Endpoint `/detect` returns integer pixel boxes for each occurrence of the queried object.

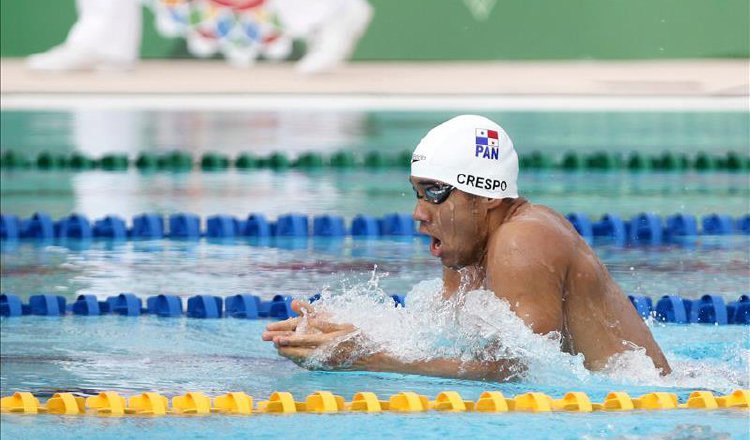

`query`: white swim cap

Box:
[411,115,519,199]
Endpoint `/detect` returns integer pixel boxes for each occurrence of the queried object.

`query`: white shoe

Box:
[262,35,293,61]
[296,0,373,74]
[26,44,134,72]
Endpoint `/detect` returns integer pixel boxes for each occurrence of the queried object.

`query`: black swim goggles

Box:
[411,180,456,204]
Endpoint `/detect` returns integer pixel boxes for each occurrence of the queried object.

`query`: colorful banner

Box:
[147,0,290,66]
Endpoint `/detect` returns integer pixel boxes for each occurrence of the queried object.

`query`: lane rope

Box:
[2,211,748,243]
[1,150,748,173]
[1,293,748,324]
[2,389,747,415]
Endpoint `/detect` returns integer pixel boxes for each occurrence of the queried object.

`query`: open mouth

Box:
[429,236,443,257]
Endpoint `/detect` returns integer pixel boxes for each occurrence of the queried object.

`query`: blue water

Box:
[1,315,748,439]
[2,109,750,439]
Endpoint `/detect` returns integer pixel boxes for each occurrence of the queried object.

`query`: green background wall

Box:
[2,0,748,60]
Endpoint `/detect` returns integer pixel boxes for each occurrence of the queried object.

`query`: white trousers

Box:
[271,0,350,37]
[62,0,351,61]
[65,0,142,62]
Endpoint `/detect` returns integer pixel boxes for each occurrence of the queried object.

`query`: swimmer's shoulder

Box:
[499,203,578,242]
[490,203,576,261]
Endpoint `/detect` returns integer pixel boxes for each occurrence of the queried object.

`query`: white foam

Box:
[306,270,748,392]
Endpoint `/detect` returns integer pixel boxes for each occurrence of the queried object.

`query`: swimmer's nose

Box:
[412,199,431,223]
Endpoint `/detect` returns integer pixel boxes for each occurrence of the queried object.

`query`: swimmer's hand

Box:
[261,300,360,369]
[261,301,521,380]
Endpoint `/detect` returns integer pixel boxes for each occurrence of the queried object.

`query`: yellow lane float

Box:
[2,389,747,417]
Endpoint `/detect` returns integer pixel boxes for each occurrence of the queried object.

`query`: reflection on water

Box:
[2,109,748,219]
[1,237,748,302]
[1,170,748,220]
[1,110,749,439]
[2,110,748,156]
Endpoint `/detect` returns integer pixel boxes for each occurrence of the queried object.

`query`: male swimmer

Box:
[262,115,671,379]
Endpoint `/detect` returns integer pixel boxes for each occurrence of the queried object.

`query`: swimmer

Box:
[262,114,672,379]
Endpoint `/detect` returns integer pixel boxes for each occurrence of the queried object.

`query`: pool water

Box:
[0,315,748,439]
[1,109,749,439]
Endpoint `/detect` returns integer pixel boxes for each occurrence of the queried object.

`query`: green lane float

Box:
[36,152,68,169]
[100,154,129,171]
[263,152,291,169]
[1,151,32,169]
[69,152,97,170]
[329,151,358,168]
[159,151,193,171]
[1,150,748,173]
[293,152,324,168]
[200,152,230,171]
[234,152,260,169]
[2,389,747,416]
[135,153,160,170]
[364,151,388,168]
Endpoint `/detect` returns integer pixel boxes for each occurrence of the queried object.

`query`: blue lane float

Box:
[629,213,663,245]
[592,214,627,245]
[169,213,201,240]
[728,295,750,325]
[106,293,143,316]
[689,295,728,325]
[56,214,93,240]
[628,295,653,319]
[258,295,296,320]
[71,294,101,316]
[665,214,698,238]
[1,212,748,245]
[1,292,748,324]
[28,294,66,316]
[391,295,406,308]
[351,215,379,237]
[147,294,183,317]
[206,215,239,238]
[131,214,164,239]
[566,213,594,243]
[655,295,689,324]
[702,214,735,235]
[313,215,346,237]
[276,214,308,237]
[93,216,128,240]
[0,294,22,317]
[20,213,55,240]
[243,214,273,237]
[0,214,21,240]
[187,295,223,319]
[380,213,415,236]
[737,215,750,233]
[225,294,261,319]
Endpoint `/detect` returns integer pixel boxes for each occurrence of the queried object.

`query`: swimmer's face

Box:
[410,177,491,269]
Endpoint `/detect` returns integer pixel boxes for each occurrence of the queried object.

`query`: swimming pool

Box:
[1,109,749,439]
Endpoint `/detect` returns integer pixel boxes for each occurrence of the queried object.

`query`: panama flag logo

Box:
[475,128,500,160]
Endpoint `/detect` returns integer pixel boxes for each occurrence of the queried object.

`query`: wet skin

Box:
[262,178,672,380]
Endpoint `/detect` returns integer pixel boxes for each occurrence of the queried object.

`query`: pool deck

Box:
[1,58,748,110]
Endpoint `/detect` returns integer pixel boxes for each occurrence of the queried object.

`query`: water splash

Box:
[305,270,749,392]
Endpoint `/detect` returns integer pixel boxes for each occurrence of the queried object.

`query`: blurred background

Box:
[2,0,749,61]
[0,0,748,298]
[1,6,749,440]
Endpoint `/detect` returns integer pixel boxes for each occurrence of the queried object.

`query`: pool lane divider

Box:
[1,293,748,325]
[1,212,749,244]
[2,389,748,416]
[0,293,298,320]
[1,150,748,172]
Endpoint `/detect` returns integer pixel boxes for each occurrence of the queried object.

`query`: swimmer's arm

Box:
[485,226,566,335]
[353,352,522,382]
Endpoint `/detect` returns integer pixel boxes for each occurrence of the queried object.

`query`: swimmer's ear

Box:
[485,198,504,209]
